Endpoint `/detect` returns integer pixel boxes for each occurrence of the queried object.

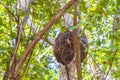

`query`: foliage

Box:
[0,0,120,80]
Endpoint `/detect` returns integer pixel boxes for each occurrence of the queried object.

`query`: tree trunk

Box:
[59,60,76,80]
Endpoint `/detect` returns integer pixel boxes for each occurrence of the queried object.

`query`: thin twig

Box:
[22,47,34,77]
[89,54,103,73]
[9,7,30,73]
[9,0,34,78]
[104,48,118,80]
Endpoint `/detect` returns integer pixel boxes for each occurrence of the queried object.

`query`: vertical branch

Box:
[73,0,82,80]
[73,0,77,26]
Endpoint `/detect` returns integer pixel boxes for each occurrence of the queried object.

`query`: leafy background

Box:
[0,0,120,80]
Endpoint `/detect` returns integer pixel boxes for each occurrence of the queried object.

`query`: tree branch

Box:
[104,49,117,80]
[14,0,77,77]
[8,0,34,78]
[73,0,82,80]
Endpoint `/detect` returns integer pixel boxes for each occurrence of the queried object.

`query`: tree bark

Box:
[73,0,82,80]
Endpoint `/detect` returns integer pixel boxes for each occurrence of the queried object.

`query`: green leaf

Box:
[96,39,101,46]
[69,26,78,31]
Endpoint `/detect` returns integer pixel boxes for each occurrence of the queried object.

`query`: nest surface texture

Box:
[54,31,88,65]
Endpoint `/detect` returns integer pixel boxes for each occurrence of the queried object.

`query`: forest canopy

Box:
[0,0,120,80]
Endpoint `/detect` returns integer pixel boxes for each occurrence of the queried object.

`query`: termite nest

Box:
[53,30,88,65]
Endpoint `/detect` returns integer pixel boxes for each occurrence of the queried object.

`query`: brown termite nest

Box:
[53,30,88,65]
